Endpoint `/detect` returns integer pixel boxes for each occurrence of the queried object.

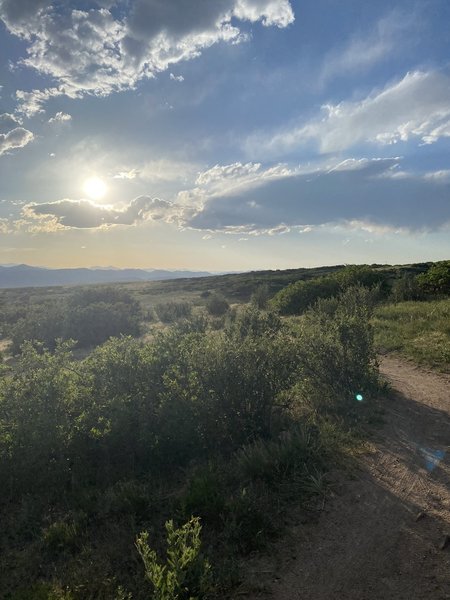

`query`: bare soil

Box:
[243,356,450,600]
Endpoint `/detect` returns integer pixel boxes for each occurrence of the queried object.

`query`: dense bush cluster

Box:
[269,265,385,315]
[0,290,378,598]
[7,287,142,352]
[154,300,192,323]
[389,261,450,303]
[416,260,450,295]
[205,293,230,316]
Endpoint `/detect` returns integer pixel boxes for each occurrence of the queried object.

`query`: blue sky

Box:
[0,0,449,270]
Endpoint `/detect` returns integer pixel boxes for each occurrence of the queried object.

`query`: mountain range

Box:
[0,264,214,288]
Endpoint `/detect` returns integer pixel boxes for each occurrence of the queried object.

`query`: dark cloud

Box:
[126,0,232,41]
[25,196,173,228]
[0,0,50,30]
[186,159,450,233]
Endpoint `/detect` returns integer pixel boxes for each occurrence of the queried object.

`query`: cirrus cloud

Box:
[247,70,450,156]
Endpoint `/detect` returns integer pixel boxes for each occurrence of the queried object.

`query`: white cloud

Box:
[0,217,12,233]
[113,169,140,180]
[169,73,184,82]
[0,126,34,155]
[1,1,294,108]
[48,111,72,123]
[249,70,450,156]
[16,87,64,117]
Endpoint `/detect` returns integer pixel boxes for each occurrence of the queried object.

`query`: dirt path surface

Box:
[246,356,450,600]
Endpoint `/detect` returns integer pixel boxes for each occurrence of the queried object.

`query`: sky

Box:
[0,0,449,271]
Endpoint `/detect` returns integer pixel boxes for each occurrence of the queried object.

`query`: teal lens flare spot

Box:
[356,394,364,402]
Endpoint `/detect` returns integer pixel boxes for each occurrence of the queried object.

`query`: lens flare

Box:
[355,393,364,402]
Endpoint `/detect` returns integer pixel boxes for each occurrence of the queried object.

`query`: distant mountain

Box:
[0,264,214,288]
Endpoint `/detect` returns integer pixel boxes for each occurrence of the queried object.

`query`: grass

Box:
[373,298,450,371]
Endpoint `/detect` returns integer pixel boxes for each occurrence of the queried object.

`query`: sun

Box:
[83,176,107,201]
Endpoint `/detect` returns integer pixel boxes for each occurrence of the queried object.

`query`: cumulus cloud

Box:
[179,158,450,234]
[23,156,449,236]
[1,0,294,106]
[48,111,72,123]
[0,126,34,155]
[249,70,450,156]
[23,195,177,229]
[16,87,64,117]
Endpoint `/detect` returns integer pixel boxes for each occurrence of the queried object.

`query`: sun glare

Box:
[83,176,107,201]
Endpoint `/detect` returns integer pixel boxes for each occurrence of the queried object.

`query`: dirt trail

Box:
[245,356,450,600]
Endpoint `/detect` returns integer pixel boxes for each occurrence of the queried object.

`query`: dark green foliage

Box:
[251,283,271,309]
[8,302,67,352]
[390,275,425,302]
[8,288,142,353]
[333,264,385,289]
[292,286,379,415]
[0,292,378,598]
[154,301,192,323]
[270,264,388,316]
[270,276,340,315]
[205,293,229,316]
[416,260,450,295]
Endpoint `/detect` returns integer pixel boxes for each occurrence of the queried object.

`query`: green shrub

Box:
[251,283,271,309]
[270,276,340,315]
[291,286,379,415]
[390,275,425,302]
[416,260,450,295]
[270,265,387,316]
[205,293,229,317]
[9,288,143,352]
[136,517,212,600]
[155,301,192,323]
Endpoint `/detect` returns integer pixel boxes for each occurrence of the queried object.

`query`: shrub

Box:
[333,264,384,290]
[270,276,340,315]
[8,288,143,352]
[390,275,424,302]
[416,260,450,295]
[251,283,271,309]
[291,286,379,415]
[270,265,388,316]
[136,517,212,600]
[155,301,192,323]
[205,293,229,317]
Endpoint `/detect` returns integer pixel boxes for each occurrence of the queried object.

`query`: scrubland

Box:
[0,261,448,599]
